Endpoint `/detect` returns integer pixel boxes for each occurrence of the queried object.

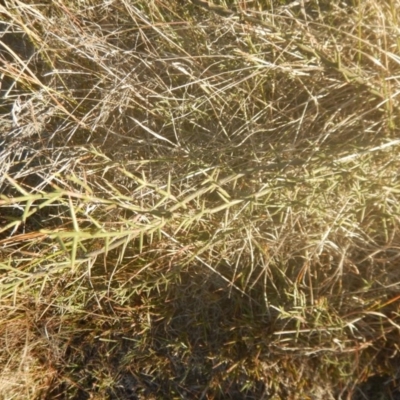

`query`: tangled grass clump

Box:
[1,0,400,398]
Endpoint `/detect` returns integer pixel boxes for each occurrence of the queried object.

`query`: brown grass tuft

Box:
[1,0,400,398]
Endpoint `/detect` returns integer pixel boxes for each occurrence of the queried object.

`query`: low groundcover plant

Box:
[0,0,399,399]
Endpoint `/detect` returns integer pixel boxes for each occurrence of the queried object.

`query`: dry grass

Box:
[1,0,400,399]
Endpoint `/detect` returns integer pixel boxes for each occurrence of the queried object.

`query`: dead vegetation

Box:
[1,0,400,399]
